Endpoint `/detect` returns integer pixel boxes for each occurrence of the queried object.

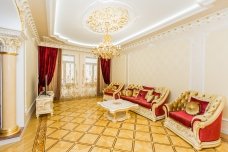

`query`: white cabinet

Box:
[36,91,54,118]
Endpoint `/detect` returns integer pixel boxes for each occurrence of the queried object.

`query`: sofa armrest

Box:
[102,88,108,94]
[151,88,169,117]
[113,84,124,96]
[152,88,169,107]
[112,84,124,100]
[163,104,172,117]
[192,98,225,142]
[193,98,225,129]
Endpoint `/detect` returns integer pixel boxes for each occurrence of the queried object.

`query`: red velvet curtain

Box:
[100,58,111,84]
[38,46,58,93]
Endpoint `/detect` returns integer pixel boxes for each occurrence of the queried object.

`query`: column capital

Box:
[0,28,24,54]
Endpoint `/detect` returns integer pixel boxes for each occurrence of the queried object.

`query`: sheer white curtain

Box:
[61,50,97,99]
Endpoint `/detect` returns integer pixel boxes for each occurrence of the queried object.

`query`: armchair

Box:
[163,91,225,150]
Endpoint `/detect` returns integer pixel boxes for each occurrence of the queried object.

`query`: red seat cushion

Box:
[120,96,151,109]
[134,99,151,109]
[120,96,136,102]
[169,111,194,128]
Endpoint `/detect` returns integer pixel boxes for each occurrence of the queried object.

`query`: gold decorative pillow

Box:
[121,90,126,96]
[112,86,118,90]
[132,89,139,97]
[145,90,154,100]
[126,90,133,97]
[185,102,200,115]
[146,95,155,103]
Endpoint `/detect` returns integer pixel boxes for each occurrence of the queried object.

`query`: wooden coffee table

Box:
[97,99,138,122]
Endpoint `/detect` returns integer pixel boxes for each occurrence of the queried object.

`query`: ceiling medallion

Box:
[87,7,129,33]
[88,7,128,59]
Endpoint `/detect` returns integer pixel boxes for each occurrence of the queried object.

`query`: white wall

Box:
[111,54,127,84]
[24,26,38,123]
[16,41,25,127]
[16,25,38,127]
[112,11,228,134]
[204,26,228,134]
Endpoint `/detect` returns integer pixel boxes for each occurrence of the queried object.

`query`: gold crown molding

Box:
[123,8,228,50]
[39,37,90,53]
[42,36,65,45]
[0,52,18,56]
[15,0,40,43]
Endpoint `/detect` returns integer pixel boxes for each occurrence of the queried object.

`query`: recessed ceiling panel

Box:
[48,0,213,47]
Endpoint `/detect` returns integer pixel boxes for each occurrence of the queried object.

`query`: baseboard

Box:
[0,136,21,146]
[22,100,36,136]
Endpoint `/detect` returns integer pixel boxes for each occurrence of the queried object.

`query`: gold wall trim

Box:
[0,52,18,56]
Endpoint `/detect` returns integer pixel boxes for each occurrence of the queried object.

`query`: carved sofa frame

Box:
[163,91,225,150]
[118,84,169,121]
[103,82,124,101]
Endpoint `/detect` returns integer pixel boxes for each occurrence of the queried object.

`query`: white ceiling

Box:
[0,0,21,31]
[45,0,215,48]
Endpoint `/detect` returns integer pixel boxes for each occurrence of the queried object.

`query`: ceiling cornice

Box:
[123,8,228,50]
[15,0,91,52]
[39,37,91,52]
[49,0,217,48]
[15,0,40,43]
[15,0,222,52]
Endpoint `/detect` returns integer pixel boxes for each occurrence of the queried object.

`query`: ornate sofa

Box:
[163,91,225,150]
[117,84,169,121]
[103,82,124,100]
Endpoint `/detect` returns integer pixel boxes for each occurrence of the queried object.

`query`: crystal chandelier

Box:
[92,30,121,60]
[87,7,129,60]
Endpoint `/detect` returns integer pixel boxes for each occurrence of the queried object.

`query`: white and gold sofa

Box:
[118,84,169,121]
[163,91,225,150]
[103,82,124,100]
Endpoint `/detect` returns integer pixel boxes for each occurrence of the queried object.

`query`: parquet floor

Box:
[39,97,228,152]
[0,97,228,152]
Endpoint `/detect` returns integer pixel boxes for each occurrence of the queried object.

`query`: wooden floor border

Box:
[32,115,47,152]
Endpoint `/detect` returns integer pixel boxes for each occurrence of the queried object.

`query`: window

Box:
[62,55,75,84]
[84,57,97,84]
[61,53,98,99]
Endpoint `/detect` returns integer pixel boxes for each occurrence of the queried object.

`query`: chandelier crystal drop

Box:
[92,32,121,60]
